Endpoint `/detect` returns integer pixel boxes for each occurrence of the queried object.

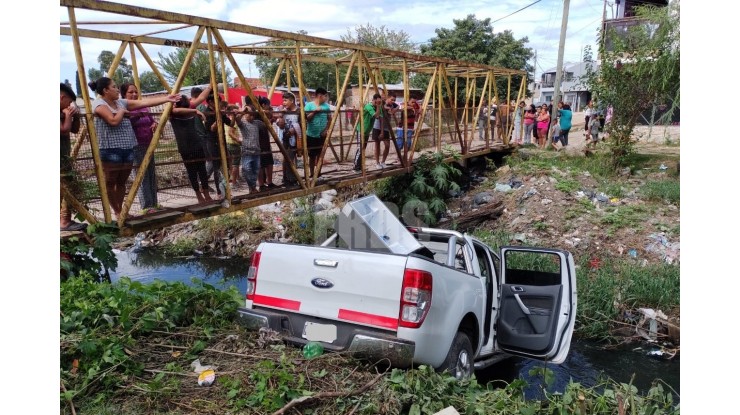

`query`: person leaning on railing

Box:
[88,77,180,220]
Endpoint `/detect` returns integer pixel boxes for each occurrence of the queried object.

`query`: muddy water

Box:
[110,249,679,402]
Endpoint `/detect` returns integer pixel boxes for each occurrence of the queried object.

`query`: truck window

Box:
[473,243,492,279]
[454,242,468,273]
[504,250,561,286]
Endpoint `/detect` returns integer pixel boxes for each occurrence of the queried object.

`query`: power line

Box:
[491,0,544,24]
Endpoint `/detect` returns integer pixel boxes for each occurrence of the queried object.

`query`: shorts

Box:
[395,128,413,149]
[372,128,390,142]
[552,135,561,143]
[228,143,241,167]
[306,135,325,158]
[100,147,134,164]
[260,151,274,166]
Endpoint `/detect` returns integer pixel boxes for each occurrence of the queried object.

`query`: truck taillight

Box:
[399,268,433,328]
[246,251,261,301]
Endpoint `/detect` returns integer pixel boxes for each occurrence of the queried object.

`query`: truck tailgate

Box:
[250,243,409,331]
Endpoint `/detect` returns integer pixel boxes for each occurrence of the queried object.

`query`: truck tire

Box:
[437,331,474,380]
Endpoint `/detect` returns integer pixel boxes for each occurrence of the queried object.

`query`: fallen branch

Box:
[272,372,385,415]
[145,342,264,359]
[453,200,504,232]
[60,381,77,415]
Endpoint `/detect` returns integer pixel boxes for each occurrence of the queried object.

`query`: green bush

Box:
[60,276,240,404]
[375,150,462,226]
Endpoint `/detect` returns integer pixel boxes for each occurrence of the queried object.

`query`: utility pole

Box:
[548,0,570,147]
[533,50,537,101]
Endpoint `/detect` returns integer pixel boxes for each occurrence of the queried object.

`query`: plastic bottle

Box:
[302,342,324,359]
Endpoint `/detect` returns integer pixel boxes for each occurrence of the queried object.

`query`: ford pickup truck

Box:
[237,195,577,379]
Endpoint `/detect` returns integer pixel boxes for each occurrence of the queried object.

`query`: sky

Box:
[59,0,613,86]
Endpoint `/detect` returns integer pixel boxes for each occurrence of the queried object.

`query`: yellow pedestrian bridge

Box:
[60,0,526,236]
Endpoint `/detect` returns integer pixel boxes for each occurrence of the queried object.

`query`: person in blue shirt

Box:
[557,101,573,148]
[304,87,332,178]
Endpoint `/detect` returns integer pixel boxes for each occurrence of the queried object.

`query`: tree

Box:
[139,71,166,93]
[254,31,337,95]
[583,2,680,167]
[419,15,534,104]
[583,44,594,63]
[157,48,232,87]
[254,25,414,104]
[340,24,416,86]
[87,50,133,87]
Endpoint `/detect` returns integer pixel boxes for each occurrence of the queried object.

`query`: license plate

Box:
[302,322,337,343]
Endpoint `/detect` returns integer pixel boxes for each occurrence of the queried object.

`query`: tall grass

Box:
[576,258,680,340]
[641,179,680,205]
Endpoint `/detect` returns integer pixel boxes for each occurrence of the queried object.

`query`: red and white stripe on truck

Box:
[246,250,433,330]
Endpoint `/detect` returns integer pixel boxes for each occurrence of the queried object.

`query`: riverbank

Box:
[61,276,679,415]
[122,141,680,344]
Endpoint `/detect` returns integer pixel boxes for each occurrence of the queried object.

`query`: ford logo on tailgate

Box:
[311,278,334,289]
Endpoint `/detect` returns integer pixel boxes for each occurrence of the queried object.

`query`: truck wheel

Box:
[437,332,474,380]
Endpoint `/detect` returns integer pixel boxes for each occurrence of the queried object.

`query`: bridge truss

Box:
[60,0,527,235]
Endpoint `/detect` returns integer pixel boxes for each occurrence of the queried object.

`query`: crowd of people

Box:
[352,93,420,171]
[60,76,613,230]
[477,98,611,152]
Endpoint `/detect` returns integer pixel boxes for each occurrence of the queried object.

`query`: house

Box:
[535,61,599,112]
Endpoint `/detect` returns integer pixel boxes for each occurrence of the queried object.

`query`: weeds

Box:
[195,210,264,235]
[555,177,580,194]
[641,179,680,205]
[60,222,119,282]
[284,197,337,244]
[600,205,649,233]
[60,276,240,406]
[162,237,199,256]
[576,258,680,340]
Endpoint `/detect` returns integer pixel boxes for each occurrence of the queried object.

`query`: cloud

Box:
[60,0,605,82]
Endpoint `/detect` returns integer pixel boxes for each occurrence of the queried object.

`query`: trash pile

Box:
[645,232,680,264]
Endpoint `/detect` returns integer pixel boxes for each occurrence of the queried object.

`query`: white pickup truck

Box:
[237,195,577,379]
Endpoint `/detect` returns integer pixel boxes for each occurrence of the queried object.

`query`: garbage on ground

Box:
[256,327,283,348]
[303,341,324,359]
[595,193,609,203]
[508,178,523,189]
[636,308,669,342]
[588,257,601,270]
[433,407,461,415]
[645,233,680,264]
[494,183,512,193]
[628,249,638,258]
[522,188,538,200]
[659,163,668,171]
[473,192,495,206]
[197,369,216,386]
[190,358,216,373]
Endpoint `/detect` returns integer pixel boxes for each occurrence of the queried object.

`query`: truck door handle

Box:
[514,294,531,315]
[512,286,525,292]
[314,259,338,268]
